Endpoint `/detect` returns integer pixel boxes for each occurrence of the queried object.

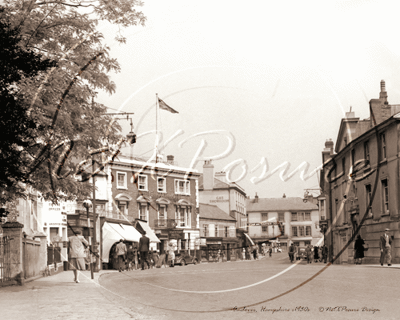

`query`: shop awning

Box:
[244,233,255,246]
[136,221,160,243]
[102,222,142,263]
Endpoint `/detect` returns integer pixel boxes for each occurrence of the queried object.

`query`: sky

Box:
[96,0,400,199]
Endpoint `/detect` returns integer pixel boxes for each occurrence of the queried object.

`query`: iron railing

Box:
[0,236,11,283]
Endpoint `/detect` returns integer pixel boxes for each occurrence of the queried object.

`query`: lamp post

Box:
[82,199,94,279]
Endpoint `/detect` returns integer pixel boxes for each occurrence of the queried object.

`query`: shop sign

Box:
[200,238,207,246]
[207,240,221,245]
[169,230,184,239]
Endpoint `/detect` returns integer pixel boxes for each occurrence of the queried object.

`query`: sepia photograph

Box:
[0,0,399,319]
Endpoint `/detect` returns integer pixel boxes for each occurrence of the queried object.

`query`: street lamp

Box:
[82,199,94,279]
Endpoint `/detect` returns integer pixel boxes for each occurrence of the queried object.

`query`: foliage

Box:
[0,8,55,204]
[0,1,146,204]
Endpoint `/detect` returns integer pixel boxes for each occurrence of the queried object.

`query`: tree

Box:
[0,1,146,203]
[0,8,56,205]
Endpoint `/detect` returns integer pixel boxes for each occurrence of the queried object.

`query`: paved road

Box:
[99,254,400,320]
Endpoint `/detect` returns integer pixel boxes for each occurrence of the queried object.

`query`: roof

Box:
[246,197,318,212]
[198,174,230,189]
[198,174,246,194]
[199,203,236,221]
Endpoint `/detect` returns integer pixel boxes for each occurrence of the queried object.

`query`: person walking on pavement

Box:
[288,243,295,263]
[313,245,319,263]
[115,239,127,272]
[167,242,175,267]
[322,244,328,263]
[354,234,365,265]
[126,245,135,270]
[138,231,150,270]
[305,244,312,264]
[380,228,392,266]
[68,230,89,283]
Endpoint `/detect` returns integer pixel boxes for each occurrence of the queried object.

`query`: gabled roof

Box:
[198,174,230,190]
[246,197,318,212]
[199,203,236,221]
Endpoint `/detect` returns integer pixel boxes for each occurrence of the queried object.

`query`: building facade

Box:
[199,203,238,261]
[107,155,200,255]
[320,80,400,264]
[199,160,247,230]
[246,194,321,251]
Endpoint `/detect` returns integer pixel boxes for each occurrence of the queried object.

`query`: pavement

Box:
[0,269,159,320]
[0,259,399,320]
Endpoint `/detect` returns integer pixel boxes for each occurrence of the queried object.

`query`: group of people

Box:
[113,231,177,271]
[354,228,392,266]
[288,243,329,264]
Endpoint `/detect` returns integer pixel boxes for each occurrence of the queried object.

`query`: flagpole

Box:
[156,93,158,164]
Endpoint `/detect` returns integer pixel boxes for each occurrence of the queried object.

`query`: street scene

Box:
[1,0,400,319]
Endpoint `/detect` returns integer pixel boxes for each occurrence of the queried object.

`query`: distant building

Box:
[198,160,247,230]
[199,203,238,261]
[246,194,322,251]
[320,80,400,264]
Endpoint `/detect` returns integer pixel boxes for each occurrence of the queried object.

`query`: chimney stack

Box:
[167,155,174,165]
[282,193,286,198]
[322,139,334,163]
[254,193,259,203]
[203,160,214,190]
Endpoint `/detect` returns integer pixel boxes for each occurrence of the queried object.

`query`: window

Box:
[262,225,268,232]
[139,204,147,221]
[279,224,285,235]
[365,184,372,214]
[138,175,148,191]
[292,226,298,236]
[158,205,167,220]
[291,212,297,221]
[117,172,127,189]
[298,212,304,221]
[304,212,310,221]
[224,226,228,238]
[351,149,355,169]
[176,206,191,227]
[299,226,305,236]
[175,180,190,195]
[294,241,300,246]
[118,204,126,216]
[203,224,208,237]
[382,179,389,214]
[214,225,218,237]
[381,133,386,159]
[261,213,268,221]
[364,141,370,163]
[304,241,311,246]
[306,226,311,236]
[157,177,166,192]
[278,212,284,222]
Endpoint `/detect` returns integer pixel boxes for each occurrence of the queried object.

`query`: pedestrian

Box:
[156,252,168,268]
[133,244,139,270]
[252,246,257,260]
[138,231,150,270]
[313,245,319,263]
[322,244,328,263]
[151,249,160,268]
[379,228,392,266]
[269,247,272,257]
[288,243,295,263]
[68,230,89,283]
[318,247,323,262]
[126,245,135,270]
[167,242,175,267]
[242,248,246,260]
[305,244,312,264]
[354,235,365,265]
[115,239,127,272]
